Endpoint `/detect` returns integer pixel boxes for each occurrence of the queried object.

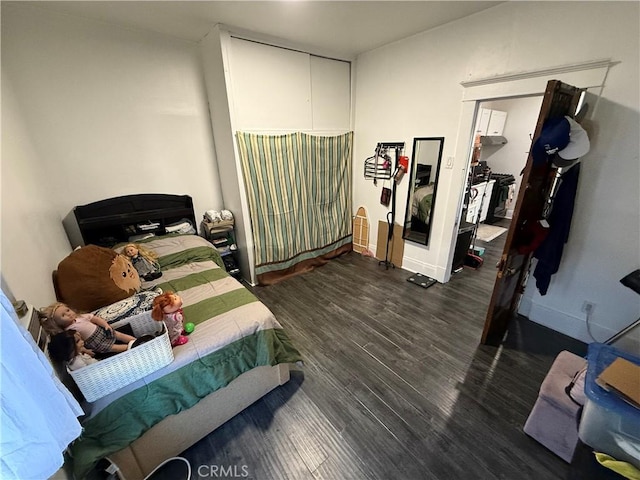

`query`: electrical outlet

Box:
[582,301,595,314]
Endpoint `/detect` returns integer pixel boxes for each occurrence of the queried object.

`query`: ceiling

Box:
[21,1,502,58]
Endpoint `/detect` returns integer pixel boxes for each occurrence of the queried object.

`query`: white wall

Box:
[353,1,639,343]
[201,27,256,285]
[480,96,543,218]
[1,4,222,307]
[1,72,73,308]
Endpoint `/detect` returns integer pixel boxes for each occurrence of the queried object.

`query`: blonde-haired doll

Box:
[40,302,137,354]
[122,243,162,281]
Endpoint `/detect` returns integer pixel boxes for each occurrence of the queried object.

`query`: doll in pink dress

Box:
[40,302,137,354]
[151,292,188,347]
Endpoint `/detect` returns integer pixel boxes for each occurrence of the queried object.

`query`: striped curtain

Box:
[236,132,353,284]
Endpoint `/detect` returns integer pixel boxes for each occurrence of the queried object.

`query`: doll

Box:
[48,330,98,371]
[151,292,188,347]
[122,243,163,281]
[40,302,137,354]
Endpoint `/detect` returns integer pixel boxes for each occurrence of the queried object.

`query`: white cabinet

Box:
[465,180,496,224]
[487,110,507,136]
[475,108,508,136]
[476,108,492,135]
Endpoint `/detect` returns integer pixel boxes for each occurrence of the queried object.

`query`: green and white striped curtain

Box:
[236,132,353,284]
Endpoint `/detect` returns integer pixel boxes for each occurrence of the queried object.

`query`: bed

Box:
[411,183,434,224]
[52,210,302,479]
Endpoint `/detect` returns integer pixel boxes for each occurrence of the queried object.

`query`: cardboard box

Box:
[375,221,404,267]
[596,357,640,408]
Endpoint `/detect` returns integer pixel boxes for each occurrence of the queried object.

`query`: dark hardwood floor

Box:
[179,222,615,480]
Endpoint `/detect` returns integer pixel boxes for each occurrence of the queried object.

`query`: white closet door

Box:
[229,38,312,131]
[310,56,351,130]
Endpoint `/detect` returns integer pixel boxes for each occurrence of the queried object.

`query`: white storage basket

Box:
[69,311,174,402]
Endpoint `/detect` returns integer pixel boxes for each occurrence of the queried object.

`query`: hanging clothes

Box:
[533,163,581,295]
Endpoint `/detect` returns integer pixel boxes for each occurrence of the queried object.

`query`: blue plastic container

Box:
[579,343,640,468]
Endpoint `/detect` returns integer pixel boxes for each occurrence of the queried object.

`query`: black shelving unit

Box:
[202,220,241,279]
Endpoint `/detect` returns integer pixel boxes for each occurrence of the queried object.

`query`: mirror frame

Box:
[402,137,445,247]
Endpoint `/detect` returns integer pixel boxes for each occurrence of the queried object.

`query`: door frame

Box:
[440,60,614,283]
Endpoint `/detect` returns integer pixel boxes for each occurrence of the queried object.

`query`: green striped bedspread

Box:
[70,235,302,478]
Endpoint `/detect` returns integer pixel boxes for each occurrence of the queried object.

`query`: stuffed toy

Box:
[56,245,141,312]
[41,302,137,355]
[151,292,189,347]
[122,243,162,281]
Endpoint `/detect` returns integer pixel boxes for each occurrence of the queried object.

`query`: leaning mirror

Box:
[402,137,444,246]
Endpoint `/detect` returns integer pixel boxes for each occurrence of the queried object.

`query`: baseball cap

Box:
[554,116,590,167]
[531,116,571,165]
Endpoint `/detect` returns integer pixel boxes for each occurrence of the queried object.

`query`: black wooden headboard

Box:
[62,194,196,248]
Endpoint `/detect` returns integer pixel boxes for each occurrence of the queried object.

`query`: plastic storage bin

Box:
[578,343,640,468]
[69,311,174,402]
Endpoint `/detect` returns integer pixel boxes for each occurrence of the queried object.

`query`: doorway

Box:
[442,62,612,291]
[475,97,543,218]
[442,67,612,346]
[451,95,544,277]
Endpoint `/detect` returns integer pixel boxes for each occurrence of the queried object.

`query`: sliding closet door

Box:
[310,56,351,131]
[229,38,351,133]
[229,38,312,131]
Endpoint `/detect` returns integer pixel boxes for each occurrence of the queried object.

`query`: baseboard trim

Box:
[402,257,445,283]
[519,297,617,344]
